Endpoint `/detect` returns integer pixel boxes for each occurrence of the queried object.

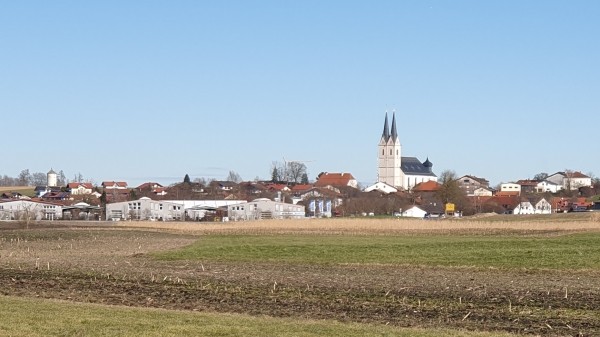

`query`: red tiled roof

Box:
[314,173,355,187]
[485,195,520,209]
[102,181,128,188]
[137,182,163,190]
[572,171,590,178]
[104,188,130,194]
[412,180,441,192]
[68,182,93,189]
[516,179,539,186]
[291,184,313,192]
[496,191,519,197]
[266,183,288,191]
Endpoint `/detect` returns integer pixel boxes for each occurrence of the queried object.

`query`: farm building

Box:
[401,202,445,218]
[105,197,184,221]
[167,199,246,221]
[227,198,305,221]
[0,199,63,221]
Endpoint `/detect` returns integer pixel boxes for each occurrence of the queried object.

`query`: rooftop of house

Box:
[458,175,490,185]
[412,180,441,192]
[516,179,539,186]
[136,182,163,190]
[314,172,356,187]
[291,184,313,192]
[102,181,128,188]
[68,182,94,189]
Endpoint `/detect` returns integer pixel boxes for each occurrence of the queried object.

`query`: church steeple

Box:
[390,112,398,142]
[381,112,390,142]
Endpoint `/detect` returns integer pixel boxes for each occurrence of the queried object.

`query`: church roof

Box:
[401,157,437,177]
[381,113,390,141]
[390,112,398,142]
[381,112,400,143]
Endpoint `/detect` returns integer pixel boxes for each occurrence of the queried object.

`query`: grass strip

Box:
[0,295,511,337]
[154,232,600,270]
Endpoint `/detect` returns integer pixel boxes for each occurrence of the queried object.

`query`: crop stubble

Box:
[1,218,600,336]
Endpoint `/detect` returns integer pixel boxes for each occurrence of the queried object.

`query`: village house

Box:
[315,172,358,189]
[102,181,130,202]
[536,180,563,193]
[67,182,94,195]
[516,179,539,194]
[136,182,167,196]
[363,181,398,194]
[456,175,490,196]
[546,171,592,190]
[499,183,521,196]
[512,197,551,214]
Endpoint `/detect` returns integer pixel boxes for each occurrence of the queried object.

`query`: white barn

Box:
[363,182,398,194]
[227,198,305,221]
[105,197,184,221]
[0,200,62,221]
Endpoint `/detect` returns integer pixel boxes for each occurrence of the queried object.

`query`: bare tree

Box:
[286,162,307,184]
[533,172,548,181]
[17,202,40,228]
[73,172,84,183]
[18,169,31,186]
[58,170,67,186]
[193,177,207,185]
[30,172,47,186]
[226,170,242,183]
[435,170,466,205]
[563,169,574,191]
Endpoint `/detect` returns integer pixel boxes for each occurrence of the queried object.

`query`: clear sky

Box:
[2,1,599,187]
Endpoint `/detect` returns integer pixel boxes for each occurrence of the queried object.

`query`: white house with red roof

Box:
[67,182,94,195]
[102,181,128,189]
[363,181,398,194]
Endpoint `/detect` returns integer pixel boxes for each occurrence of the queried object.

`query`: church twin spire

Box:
[381,111,399,143]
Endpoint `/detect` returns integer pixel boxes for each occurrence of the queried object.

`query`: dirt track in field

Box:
[1,221,599,336]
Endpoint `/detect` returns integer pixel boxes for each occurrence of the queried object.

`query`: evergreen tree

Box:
[183,174,191,184]
[301,173,309,184]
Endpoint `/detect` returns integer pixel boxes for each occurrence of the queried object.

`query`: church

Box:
[377,112,437,190]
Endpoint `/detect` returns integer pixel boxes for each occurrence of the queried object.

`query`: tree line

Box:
[0,169,88,187]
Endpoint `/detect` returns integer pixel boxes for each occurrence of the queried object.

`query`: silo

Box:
[47,169,58,187]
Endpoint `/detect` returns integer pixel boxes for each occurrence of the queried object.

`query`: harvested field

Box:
[1,217,600,336]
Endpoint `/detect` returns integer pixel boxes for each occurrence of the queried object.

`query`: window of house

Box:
[390,149,392,155]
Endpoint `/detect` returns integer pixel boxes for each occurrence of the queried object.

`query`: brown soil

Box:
[1,222,598,336]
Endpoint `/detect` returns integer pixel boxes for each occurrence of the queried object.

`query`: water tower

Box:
[47,169,58,187]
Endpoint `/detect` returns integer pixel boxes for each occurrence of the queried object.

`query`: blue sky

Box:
[1,1,599,187]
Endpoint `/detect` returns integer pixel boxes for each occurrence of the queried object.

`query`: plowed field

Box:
[1,218,599,336]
